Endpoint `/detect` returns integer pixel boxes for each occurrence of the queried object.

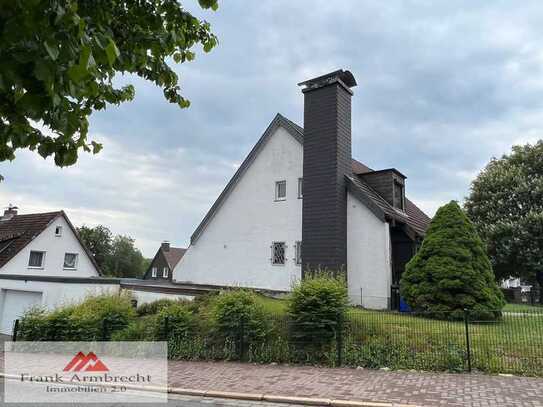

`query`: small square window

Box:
[28,251,45,268]
[55,226,62,236]
[275,180,286,201]
[295,241,302,265]
[63,253,78,269]
[163,267,169,278]
[271,242,286,265]
[151,267,157,278]
[298,178,303,199]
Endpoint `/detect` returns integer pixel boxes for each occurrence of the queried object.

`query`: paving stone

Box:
[167,360,543,407]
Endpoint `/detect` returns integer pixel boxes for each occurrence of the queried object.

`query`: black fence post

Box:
[101,318,108,341]
[239,318,246,362]
[12,319,19,342]
[463,309,472,373]
[336,316,343,366]
[164,315,170,341]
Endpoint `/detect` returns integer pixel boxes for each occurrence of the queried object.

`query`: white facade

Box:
[175,122,393,307]
[347,192,392,308]
[127,289,194,305]
[176,126,303,291]
[0,279,119,334]
[1,215,99,277]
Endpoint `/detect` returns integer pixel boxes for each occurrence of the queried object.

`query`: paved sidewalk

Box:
[168,361,543,407]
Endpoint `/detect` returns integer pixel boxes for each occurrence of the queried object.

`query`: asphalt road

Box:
[0,378,304,406]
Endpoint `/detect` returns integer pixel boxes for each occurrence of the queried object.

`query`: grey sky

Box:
[1,1,543,256]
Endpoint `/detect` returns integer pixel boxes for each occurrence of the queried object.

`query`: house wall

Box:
[1,216,99,277]
[347,192,392,309]
[174,126,303,291]
[143,250,172,281]
[126,289,194,305]
[0,279,119,312]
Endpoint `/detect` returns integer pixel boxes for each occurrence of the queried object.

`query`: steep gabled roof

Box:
[143,245,186,278]
[190,113,431,244]
[163,247,186,269]
[0,211,101,274]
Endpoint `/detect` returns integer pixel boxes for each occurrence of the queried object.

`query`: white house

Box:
[0,207,117,334]
[174,69,431,309]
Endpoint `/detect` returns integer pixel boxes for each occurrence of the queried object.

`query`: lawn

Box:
[503,303,542,312]
[254,296,543,375]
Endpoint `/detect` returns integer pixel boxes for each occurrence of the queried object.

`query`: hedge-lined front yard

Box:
[16,290,543,376]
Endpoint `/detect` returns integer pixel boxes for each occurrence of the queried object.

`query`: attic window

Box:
[163,267,169,278]
[275,181,286,201]
[394,180,405,211]
[152,267,157,278]
[55,226,62,236]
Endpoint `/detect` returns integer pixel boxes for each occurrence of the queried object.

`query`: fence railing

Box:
[12,308,543,376]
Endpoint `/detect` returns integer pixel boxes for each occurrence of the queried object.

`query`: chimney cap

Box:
[298,69,357,90]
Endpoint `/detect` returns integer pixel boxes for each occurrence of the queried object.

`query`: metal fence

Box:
[12,307,543,376]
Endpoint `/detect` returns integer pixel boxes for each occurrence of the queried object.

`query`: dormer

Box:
[360,169,406,211]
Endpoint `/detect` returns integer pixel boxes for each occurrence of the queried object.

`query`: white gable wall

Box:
[347,192,392,309]
[1,216,99,277]
[175,126,303,291]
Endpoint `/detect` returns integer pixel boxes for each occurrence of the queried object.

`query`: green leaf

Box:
[44,40,59,61]
[105,38,120,66]
[67,64,87,83]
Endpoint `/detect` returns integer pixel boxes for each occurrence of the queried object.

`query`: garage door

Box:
[0,290,42,335]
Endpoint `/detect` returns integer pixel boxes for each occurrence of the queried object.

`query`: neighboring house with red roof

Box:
[174,69,431,309]
[0,206,114,334]
[143,242,186,281]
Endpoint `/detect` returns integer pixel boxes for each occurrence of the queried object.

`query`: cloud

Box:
[2,0,543,256]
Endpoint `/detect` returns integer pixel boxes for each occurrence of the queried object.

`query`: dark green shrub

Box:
[400,201,505,320]
[17,293,136,341]
[155,303,195,341]
[111,315,158,341]
[136,298,187,316]
[211,290,270,344]
[287,273,348,356]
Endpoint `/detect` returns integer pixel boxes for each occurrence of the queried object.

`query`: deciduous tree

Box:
[0,0,218,179]
[465,141,543,303]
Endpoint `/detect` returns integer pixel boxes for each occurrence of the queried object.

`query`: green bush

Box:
[18,292,136,341]
[155,303,195,341]
[111,315,157,341]
[287,273,348,355]
[136,298,187,316]
[400,201,505,320]
[211,290,270,344]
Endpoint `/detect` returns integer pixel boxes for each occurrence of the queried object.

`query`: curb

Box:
[0,373,419,407]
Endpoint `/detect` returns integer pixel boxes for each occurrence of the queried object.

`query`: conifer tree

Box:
[400,201,505,320]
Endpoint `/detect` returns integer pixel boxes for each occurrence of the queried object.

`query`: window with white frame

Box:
[163,267,169,278]
[151,267,157,277]
[298,178,303,198]
[28,251,45,268]
[295,241,302,265]
[63,253,78,269]
[271,242,286,265]
[55,226,62,236]
[275,180,286,201]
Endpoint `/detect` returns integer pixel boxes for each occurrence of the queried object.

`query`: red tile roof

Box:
[0,211,101,273]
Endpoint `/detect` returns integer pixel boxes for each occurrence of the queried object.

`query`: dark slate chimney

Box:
[161,241,170,252]
[298,70,357,274]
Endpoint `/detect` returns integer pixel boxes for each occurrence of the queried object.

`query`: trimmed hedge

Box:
[18,293,136,341]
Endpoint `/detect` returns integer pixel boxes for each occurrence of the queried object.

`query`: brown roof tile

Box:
[0,211,101,273]
[163,247,186,269]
